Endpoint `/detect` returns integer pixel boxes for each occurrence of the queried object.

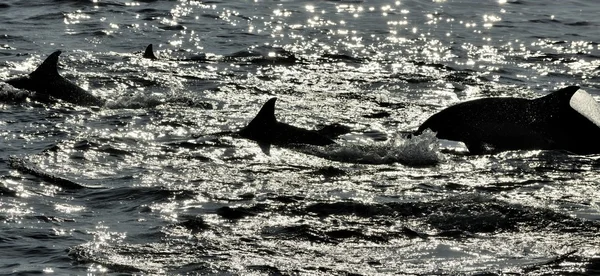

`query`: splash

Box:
[301,130,441,166]
[0,83,35,103]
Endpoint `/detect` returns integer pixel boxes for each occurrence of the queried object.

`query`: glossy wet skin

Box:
[417,86,600,154]
[238,98,335,154]
[5,51,104,106]
[2,1,600,275]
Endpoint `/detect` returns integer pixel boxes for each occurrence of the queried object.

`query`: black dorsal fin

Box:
[143,44,158,60]
[238,98,278,139]
[30,51,61,78]
[250,97,277,125]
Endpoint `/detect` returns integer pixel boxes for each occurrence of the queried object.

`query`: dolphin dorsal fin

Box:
[248,98,277,128]
[238,98,278,140]
[244,98,278,155]
[251,97,277,125]
[143,44,158,59]
[30,51,61,78]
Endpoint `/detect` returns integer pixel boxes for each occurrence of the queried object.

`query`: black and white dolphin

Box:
[238,98,345,155]
[5,51,104,106]
[415,86,600,154]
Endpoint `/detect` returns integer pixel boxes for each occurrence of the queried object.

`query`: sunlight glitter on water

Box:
[1,0,600,274]
[55,203,85,214]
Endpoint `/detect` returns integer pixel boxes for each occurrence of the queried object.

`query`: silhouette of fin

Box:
[30,51,61,78]
[243,98,277,130]
[238,98,278,151]
[143,44,158,60]
[239,97,336,153]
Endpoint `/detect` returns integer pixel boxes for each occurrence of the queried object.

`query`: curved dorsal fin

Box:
[30,51,61,78]
[143,44,158,60]
[238,98,278,155]
[250,97,277,125]
[239,98,278,137]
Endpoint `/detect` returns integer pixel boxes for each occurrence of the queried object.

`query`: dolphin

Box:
[5,51,104,106]
[415,86,600,154]
[143,44,158,60]
[238,98,339,155]
[142,44,208,62]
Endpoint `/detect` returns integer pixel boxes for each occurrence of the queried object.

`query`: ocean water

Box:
[1,0,600,275]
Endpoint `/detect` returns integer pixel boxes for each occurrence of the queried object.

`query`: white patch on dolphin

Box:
[569,89,600,128]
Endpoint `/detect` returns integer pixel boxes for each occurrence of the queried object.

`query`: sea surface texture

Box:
[1,0,600,275]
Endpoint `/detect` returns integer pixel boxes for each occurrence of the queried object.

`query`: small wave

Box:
[0,83,35,103]
[68,244,145,274]
[25,12,64,21]
[159,24,186,31]
[216,204,268,220]
[174,215,210,233]
[0,185,18,197]
[565,21,592,26]
[362,111,391,119]
[8,156,96,190]
[104,92,213,109]
[224,46,299,65]
[300,130,441,166]
[529,18,561,24]
[302,194,600,233]
[319,53,365,63]
[104,93,167,109]
[262,224,391,244]
[82,187,196,209]
[33,215,75,223]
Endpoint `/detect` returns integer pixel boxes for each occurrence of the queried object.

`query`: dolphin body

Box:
[142,44,207,62]
[5,51,104,107]
[238,98,339,155]
[415,86,600,154]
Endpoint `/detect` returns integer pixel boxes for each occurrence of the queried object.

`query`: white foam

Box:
[301,129,442,166]
[0,82,35,102]
[104,92,165,109]
[569,89,600,128]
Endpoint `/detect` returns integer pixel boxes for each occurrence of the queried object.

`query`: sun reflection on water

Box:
[1,0,600,274]
[55,203,85,214]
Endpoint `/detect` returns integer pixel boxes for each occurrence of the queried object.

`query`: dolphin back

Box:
[536,86,600,154]
[5,51,104,107]
[239,98,335,154]
[416,86,600,154]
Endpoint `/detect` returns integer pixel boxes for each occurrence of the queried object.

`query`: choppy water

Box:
[1,0,600,275]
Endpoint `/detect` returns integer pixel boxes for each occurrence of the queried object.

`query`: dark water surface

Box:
[1,0,600,275]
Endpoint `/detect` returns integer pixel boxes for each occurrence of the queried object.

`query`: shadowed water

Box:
[1,0,600,275]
